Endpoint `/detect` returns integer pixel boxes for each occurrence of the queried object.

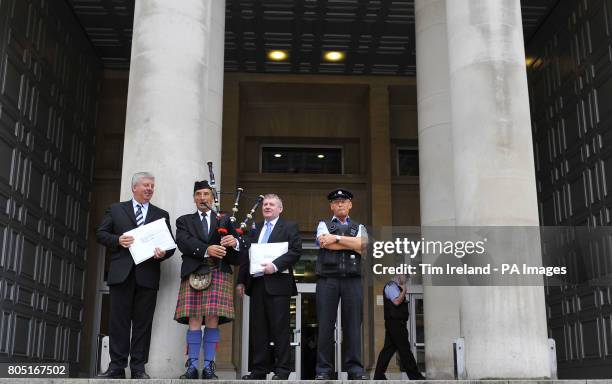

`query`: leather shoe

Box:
[202,361,218,380]
[131,370,150,379]
[408,372,426,380]
[180,359,199,379]
[96,368,126,379]
[180,366,199,380]
[242,372,267,380]
[272,371,290,380]
[347,372,370,380]
[315,372,331,380]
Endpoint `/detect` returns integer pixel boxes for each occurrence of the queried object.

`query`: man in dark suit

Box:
[237,194,301,380]
[96,172,175,379]
[173,180,241,380]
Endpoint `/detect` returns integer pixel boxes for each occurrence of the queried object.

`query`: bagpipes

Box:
[236,194,264,236]
[191,162,260,290]
[204,161,263,242]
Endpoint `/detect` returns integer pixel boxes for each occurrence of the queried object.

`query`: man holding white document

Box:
[96,172,175,379]
[237,194,301,380]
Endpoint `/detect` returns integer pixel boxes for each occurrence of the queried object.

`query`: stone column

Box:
[445,0,549,378]
[119,0,226,378]
[369,85,393,228]
[369,84,393,368]
[415,0,459,379]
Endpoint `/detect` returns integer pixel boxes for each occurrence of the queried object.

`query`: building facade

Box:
[0,0,610,379]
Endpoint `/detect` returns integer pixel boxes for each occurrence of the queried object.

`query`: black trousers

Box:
[249,277,292,375]
[373,319,420,379]
[108,269,158,372]
[315,276,363,375]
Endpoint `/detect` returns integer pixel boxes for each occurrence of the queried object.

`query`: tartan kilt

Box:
[174,269,235,325]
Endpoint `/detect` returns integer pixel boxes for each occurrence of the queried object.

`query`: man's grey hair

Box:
[263,193,283,209]
[131,172,155,188]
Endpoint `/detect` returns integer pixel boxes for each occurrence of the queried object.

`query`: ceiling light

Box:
[323,51,345,62]
[274,153,282,158]
[317,154,325,159]
[268,50,288,61]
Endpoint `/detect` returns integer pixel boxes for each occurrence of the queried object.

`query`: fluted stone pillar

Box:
[415,0,459,379]
[119,0,226,378]
[445,0,549,378]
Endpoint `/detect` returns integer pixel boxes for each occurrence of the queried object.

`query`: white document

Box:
[125,218,177,265]
[249,242,289,275]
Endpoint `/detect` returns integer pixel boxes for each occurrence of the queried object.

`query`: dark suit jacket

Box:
[238,218,301,296]
[176,211,241,279]
[96,200,175,290]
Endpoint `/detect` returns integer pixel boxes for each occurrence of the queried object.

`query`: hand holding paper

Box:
[249,242,289,275]
[124,218,177,265]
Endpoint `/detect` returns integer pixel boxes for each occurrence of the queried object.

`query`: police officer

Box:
[373,275,425,380]
[314,188,368,380]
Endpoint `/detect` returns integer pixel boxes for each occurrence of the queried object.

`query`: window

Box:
[261,146,343,174]
[398,147,419,176]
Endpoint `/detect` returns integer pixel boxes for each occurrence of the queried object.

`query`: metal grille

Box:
[529,0,612,378]
[0,0,100,373]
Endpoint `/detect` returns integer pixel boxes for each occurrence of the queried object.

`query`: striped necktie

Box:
[135,204,144,227]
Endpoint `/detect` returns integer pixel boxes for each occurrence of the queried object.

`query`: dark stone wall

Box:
[0,0,100,375]
[527,0,612,378]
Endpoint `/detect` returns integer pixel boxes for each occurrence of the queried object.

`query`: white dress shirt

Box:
[132,199,150,222]
[258,216,280,243]
[316,216,367,247]
[257,216,280,272]
[199,210,212,234]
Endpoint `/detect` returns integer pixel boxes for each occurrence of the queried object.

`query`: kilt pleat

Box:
[174,269,235,325]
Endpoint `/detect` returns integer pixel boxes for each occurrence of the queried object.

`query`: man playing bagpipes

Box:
[173,179,242,379]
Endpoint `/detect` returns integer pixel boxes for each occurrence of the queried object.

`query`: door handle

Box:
[292,329,300,345]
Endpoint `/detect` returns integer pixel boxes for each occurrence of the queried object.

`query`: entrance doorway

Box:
[388,289,424,379]
[240,247,347,379]
[240,282,345,380]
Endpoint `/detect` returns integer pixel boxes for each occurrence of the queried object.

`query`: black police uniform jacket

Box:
[316,218,363,277]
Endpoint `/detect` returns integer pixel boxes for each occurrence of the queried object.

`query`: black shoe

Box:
[272,371,290,380]
[180,359,200,379]
[408,372,426,380]
[202,361,218,380]
[347,372,370,380]
[315,372,331,380]
[131,370,150,379]
[242,372,266,380]
[96,368,126,379]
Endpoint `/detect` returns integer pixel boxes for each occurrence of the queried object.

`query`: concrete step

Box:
[0,380,609,384]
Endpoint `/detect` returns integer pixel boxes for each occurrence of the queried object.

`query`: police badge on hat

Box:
[328,188,354,201]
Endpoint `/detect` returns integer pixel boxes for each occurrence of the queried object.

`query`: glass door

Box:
[240,283,319,379]
[411,294,425,373]
[296,283,318,379]
[400,292,425,378]
[288,295,301,379]
[240,244,346,380]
